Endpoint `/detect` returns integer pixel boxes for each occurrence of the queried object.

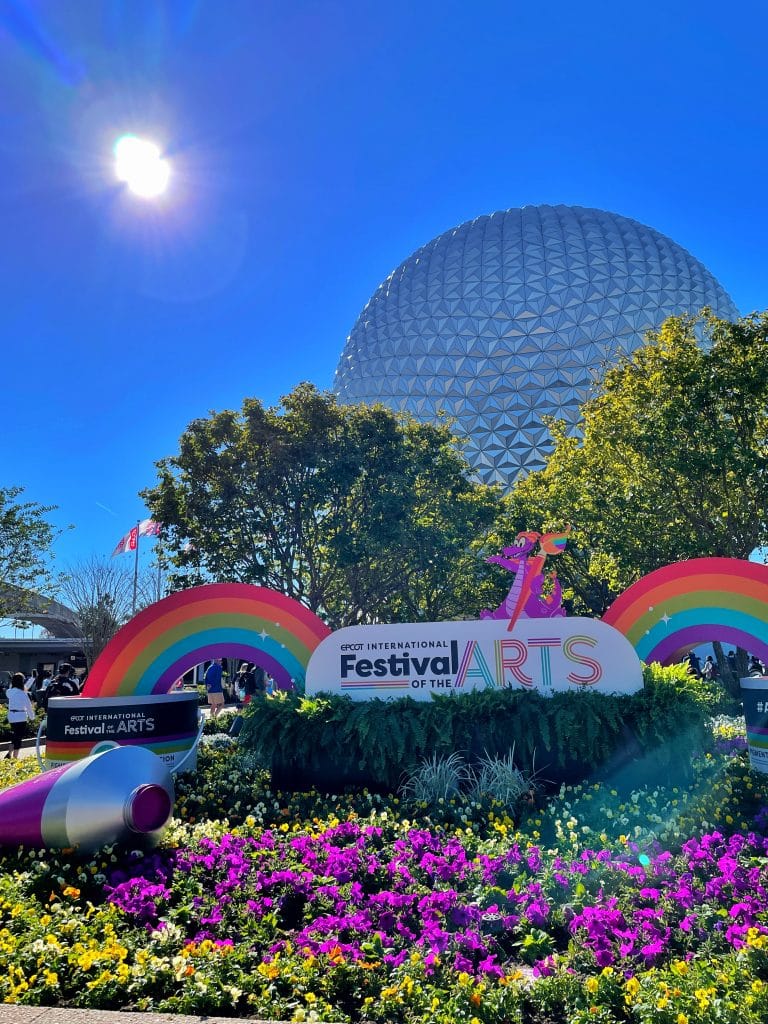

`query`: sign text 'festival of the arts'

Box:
[305,618,644,700]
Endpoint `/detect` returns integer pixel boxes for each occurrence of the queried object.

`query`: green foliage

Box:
[143,383,506,626]
[507,311,768,614]
[0,486,60,615]
[239,663,712,791]
[202,709,239,734]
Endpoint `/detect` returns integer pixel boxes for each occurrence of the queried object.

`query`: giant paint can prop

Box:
[0,745,174,850]
[45,691,201,771]
[741,677,768,774]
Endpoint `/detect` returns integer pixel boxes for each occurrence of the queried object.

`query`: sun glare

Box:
[114,134,171,198]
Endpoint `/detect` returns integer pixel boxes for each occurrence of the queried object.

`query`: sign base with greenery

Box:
[239,663,724,792]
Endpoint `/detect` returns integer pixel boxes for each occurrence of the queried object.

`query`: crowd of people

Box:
[203,658,275,718]
[685,650,766,680]
[20,662,84,705]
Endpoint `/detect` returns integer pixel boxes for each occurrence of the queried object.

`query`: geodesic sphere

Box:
[333,204,738,486]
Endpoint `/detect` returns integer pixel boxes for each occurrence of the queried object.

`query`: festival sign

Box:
[305,617,643,700]
[44,691,201,770]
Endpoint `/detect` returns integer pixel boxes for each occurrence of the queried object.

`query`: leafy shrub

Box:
[239,663,714,792]
[202,710,239,735]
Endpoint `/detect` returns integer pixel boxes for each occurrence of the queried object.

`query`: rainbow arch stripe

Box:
[81,584,331,698]
[602,558,768,665]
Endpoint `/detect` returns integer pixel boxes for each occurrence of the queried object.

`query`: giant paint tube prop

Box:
[0,746,174,850]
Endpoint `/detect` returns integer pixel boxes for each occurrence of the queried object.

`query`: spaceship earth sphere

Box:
[333,205,738,486]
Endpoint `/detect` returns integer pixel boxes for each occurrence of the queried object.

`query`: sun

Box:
[113,134,171,199]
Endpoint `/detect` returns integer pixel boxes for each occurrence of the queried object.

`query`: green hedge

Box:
[239,663,723,792]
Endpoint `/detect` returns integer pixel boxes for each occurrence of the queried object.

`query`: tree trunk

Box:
[713,640,740,699]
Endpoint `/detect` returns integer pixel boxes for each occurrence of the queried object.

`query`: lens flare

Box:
[114,134,171,198]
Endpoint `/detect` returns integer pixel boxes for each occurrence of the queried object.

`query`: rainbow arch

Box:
[81,583,331,698]
[602,557,768,665]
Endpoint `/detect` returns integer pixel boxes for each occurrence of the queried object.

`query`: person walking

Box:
[204,658,225,718]
[252,665,267,696]
[4,673,35,759]
[237,662,256,705]
[702,655,719,681]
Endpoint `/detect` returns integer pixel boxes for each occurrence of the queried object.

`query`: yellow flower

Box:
[694,986,711,1009]
[585,977,599,993]
[62,886,80,898]
[625,976,640,1002]
[677,1015,689,1024]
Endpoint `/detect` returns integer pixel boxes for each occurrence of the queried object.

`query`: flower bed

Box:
[0,717,766,1022]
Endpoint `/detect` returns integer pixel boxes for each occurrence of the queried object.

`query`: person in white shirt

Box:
[5,673,35,759]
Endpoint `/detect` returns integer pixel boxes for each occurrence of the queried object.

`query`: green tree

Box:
[508,311,768,618]
[0,486,59,616]
[143,383,505,627]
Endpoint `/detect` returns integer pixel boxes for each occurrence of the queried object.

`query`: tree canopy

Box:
[508,311,768,614]
[143,383,505,627]
[0,486,59,616]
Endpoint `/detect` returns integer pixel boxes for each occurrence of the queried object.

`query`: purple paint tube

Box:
[0,745,174,850]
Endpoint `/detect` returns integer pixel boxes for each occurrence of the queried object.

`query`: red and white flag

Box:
[112,525,139,557]
[112,519,162,556]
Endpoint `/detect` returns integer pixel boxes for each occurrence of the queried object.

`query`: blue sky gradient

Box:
[1,0,766,572]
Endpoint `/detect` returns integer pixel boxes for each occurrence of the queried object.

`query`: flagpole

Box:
[132,520,140,616]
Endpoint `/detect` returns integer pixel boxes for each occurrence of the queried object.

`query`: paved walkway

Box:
[4,1007,284,1024]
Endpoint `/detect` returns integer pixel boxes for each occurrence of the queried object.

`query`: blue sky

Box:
[1,0,766,574]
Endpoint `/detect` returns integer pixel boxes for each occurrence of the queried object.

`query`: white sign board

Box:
[305,617,643,700]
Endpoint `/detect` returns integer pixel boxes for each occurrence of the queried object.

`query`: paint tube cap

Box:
[124,784,173,834]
